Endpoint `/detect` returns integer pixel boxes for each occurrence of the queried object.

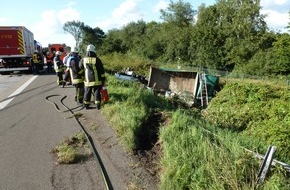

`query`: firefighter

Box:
[32,50,41,74]
[53,51,65,87]
[63,50,72,86]
[69,52,84,104]
[80,44,105,109]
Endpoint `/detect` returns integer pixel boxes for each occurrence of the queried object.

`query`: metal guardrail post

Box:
[257,146,277,185]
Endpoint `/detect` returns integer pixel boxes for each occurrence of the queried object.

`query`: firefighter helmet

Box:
[86,44,96,53]
[55,51,62,55]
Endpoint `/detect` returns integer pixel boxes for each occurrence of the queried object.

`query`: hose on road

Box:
[46,94,114,190]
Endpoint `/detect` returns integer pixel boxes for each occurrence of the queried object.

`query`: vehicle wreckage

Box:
[115,66,219,108]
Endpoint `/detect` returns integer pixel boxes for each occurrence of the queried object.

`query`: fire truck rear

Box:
[0,26,35,73]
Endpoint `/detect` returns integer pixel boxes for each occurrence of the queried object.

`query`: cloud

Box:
[153,0,169,13]
[261,0,289,32]
[30,4,80,48]
[261,0,288,7]
[94,0,145,31]
[261,0,290,12]
[57,7,80,24]
[262,9,289,32]
[0,17,8,23]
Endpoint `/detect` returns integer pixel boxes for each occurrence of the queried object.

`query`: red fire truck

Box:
[0,26,40,73]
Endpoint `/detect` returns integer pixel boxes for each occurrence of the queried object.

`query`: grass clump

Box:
[51,132,92,164]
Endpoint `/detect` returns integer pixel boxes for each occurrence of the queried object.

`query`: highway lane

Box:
[0,74,104,190]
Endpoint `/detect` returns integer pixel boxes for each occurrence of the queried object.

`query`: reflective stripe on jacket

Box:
[83,57,105,86]
[33,53,40,63]
[53,56,64,72]
[69,56,84,84]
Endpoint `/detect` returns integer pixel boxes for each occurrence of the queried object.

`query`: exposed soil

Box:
[75,108,163,190]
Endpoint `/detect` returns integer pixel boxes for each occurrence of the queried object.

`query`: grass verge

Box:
[101,75,290,189]
[51,132,92,164]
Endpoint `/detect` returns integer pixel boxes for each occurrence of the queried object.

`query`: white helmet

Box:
[55,51,62,55]
[86,44,96,53]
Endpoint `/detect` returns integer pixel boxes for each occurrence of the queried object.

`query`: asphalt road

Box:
[0,73,157,190]
[0,73,105,190]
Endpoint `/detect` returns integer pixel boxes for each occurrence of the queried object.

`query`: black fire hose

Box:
[46,94,114,190]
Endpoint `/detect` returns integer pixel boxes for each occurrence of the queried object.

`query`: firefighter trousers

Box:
[56,72,65,86]
[83,85,102,106]
[73,83,84,104]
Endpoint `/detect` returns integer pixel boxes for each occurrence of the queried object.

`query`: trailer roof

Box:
[158,66,197,73]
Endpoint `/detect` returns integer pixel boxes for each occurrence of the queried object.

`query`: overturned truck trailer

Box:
[147,66,219,106]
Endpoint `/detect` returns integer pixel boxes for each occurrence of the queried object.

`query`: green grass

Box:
[51,132,92,164]
[205,81,290,162]
[101,75,290,189]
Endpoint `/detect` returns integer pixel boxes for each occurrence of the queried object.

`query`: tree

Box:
[63,20,85,50]
[120,20,147,55]
[272,33,290,74]
[100,29,128,54]
[160,0,196,27]
[79,25,105,54]
[192,0,267,70]
[192,4,227,69]
[219,0,267,68]
[159,0,197,63]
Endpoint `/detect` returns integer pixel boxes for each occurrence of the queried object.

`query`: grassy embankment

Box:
[99,54,290,189]
[100,72,290,189]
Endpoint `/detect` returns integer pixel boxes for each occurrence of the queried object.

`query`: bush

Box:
[205,81,290,162]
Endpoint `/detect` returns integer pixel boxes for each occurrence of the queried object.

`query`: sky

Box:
[0,0,289,50]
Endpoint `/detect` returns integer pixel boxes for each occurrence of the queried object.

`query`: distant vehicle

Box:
[46,43,70,61]
[0,26,42,73]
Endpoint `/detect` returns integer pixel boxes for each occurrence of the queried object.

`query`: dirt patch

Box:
[50,106,169,189]
[135,141,162,178]
[77,108,159,190]
[134,111,169,180]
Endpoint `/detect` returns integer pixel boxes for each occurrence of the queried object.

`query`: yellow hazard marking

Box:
[18,29,24,54]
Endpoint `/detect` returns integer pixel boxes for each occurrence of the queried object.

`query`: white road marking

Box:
[0,75,38,110]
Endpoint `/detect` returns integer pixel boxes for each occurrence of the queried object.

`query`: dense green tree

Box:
[192,4,229,69]
[159,0,197,63]
[79,25,105,54]
[142,21,166,60]
[100,29,128,54]
[193,0,267,70]
[242,31,278,75]
[272,33,290,74]
[160,0,196,27]
[70,0,290,77]
[220,0,267,68]
[120,20,147,55]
